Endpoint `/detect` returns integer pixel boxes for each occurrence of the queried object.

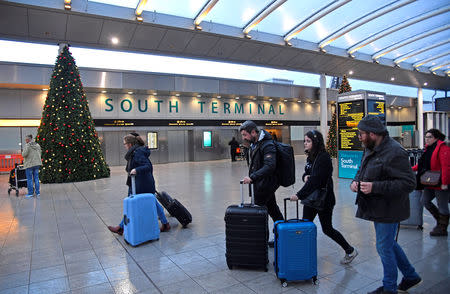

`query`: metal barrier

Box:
[0,154,23,172]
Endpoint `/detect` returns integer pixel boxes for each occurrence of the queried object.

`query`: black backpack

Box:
[273,141,295,187]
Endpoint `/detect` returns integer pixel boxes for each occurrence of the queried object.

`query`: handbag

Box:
[301,187,327,211]
[300,154,328,211]
[420,170,441,186]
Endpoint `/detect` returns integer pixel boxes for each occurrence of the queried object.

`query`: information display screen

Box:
[147,132,158,149]
[338,100,364,150]
[203,131,212,148]
[367,99,386,125]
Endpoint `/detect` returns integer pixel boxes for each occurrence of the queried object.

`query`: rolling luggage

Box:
[7,164,27,196]
[156,191,192,228]
[400,190,423,230]
[123,175,160,246]
[225,181,268,271]
[274,198,317,287]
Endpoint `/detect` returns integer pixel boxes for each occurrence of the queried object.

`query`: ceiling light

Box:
[128,91,133,94]
[197,94,201,98]
[390,77,395,81]
[390,106,395,109]
[136,16,143,22]
[152,92,157,95]
[269,98,273,101]
[217,95,221,98]
[195,25,202,31]
[42,88,48,91]
[175,93,180,97]
[398,106,402,110]
[284,99,288,102]
[253,98,257,100]
[310,101,315,104]
[64,0,71,10]
[297,100,301,103]
[285,41,292,47]
[244,34,252,39]
[101,90,107,93]
[423,82,428,86]
[348,54,355,58]
[319,48,327,53]
[349,70,353,75]
[111,37,119,45]
[373,59,380,64]
[235,97,240,100]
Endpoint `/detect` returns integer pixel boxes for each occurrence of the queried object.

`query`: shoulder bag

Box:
[300,154,328,211]
[420,170,441,187]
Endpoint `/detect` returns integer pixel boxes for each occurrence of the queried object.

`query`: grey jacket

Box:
[354,135,415,223]
[22,141,42,169]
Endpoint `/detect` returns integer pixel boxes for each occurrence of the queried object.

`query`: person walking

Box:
[412,128,449,236]
[108,133,170,235]
[228,137,240,162]
[290,130,358,265]
[239,120,283,247]
[22,134,42,198]
[351,115,421,294]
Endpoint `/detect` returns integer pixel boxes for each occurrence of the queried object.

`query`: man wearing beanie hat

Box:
[350,115,422,294]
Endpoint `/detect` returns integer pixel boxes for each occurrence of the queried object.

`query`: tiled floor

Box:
[0,156,449,294]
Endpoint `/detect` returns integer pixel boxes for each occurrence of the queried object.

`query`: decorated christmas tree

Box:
[36,45,110,183]
[326,75,352,157]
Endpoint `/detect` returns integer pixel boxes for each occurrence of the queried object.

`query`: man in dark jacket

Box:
[228,137,240,162]
[240,121,283,246]
[350,115,421,294]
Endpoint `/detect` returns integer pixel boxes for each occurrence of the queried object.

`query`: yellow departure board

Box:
[367,99,386,125]
[338,100,364,150]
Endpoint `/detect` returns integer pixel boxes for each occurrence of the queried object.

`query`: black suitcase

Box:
[156,191,192,228]
[225,181,268,271]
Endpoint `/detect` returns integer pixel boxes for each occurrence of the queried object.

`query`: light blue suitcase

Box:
[123,175,160,246]
[274,198,317,287]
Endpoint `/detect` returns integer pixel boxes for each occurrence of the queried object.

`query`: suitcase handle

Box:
[130,174,136,198]
[239,180,255,206]
[123,214,130,226]
[283,197,299,220]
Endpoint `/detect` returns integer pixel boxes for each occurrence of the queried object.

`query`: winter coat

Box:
[22,141,42,169]
[354,135,416,223]
[125,146,156,195]
[412,140,450,190]
[248,130,279,198]
[296,151,335,210]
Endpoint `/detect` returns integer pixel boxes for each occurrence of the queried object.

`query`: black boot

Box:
[427,204,440,232]
[430,214,449,236]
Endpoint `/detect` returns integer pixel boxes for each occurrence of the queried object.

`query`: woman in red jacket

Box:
[413,129,450,236]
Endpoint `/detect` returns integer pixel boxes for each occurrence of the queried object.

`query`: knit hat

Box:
[357,115,386,134]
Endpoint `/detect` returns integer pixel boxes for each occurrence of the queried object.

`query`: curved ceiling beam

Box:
[372,25,450,60]
[194,0,219,27]
[348,5,450,55]
[243,0,287,35]
[284,0,351,43]
[319,0,416,49]
[430,61,449,72]
[413,51,449,68]
[394,40,450,64]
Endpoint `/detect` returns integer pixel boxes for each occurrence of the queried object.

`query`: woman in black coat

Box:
[290,130,357,265]
[108,133,170,235]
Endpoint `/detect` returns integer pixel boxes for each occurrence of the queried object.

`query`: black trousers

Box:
[255,192,284,223]
[303,205,353,254]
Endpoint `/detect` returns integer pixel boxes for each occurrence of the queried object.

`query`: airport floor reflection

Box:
[0,156,449,294]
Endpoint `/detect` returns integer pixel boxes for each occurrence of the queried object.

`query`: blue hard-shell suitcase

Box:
[274,198,317,287]
[123,175,160,246]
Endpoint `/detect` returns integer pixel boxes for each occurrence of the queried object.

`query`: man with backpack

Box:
[240,120,284,247]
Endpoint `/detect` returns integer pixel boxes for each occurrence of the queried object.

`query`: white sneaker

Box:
[340,248,358,265]
[36,194,40,198]
[25,194,34,198]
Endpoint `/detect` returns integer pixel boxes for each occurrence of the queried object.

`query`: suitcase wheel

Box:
[280,279,287,288]
[16,190,19,197]
[7,189,11,195]
[418,225,423,230]
[312,276,318,285]
[226,261,232,270]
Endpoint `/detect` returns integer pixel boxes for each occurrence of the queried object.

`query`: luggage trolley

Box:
[8,164,27,196]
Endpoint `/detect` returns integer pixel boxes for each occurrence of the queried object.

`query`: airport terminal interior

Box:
[0,0,449,293]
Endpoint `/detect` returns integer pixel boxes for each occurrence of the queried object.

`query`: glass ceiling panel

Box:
[286,0,393,44]
[202,0,274,28]
[332,0,449,50]
[364,12,450,56]
[144,0,206,19]
[421,56,449,69]
[409,46,449,64]
[254,0,331,36]
[88,0,138,9]
[383,30,450,59]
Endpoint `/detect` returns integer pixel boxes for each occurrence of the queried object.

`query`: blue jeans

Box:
[119,198,168,229]
[374,222,420,292]
[25,166,40,195]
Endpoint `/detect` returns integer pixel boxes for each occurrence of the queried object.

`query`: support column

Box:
[320,74,328,136]
[417,87,424,148]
